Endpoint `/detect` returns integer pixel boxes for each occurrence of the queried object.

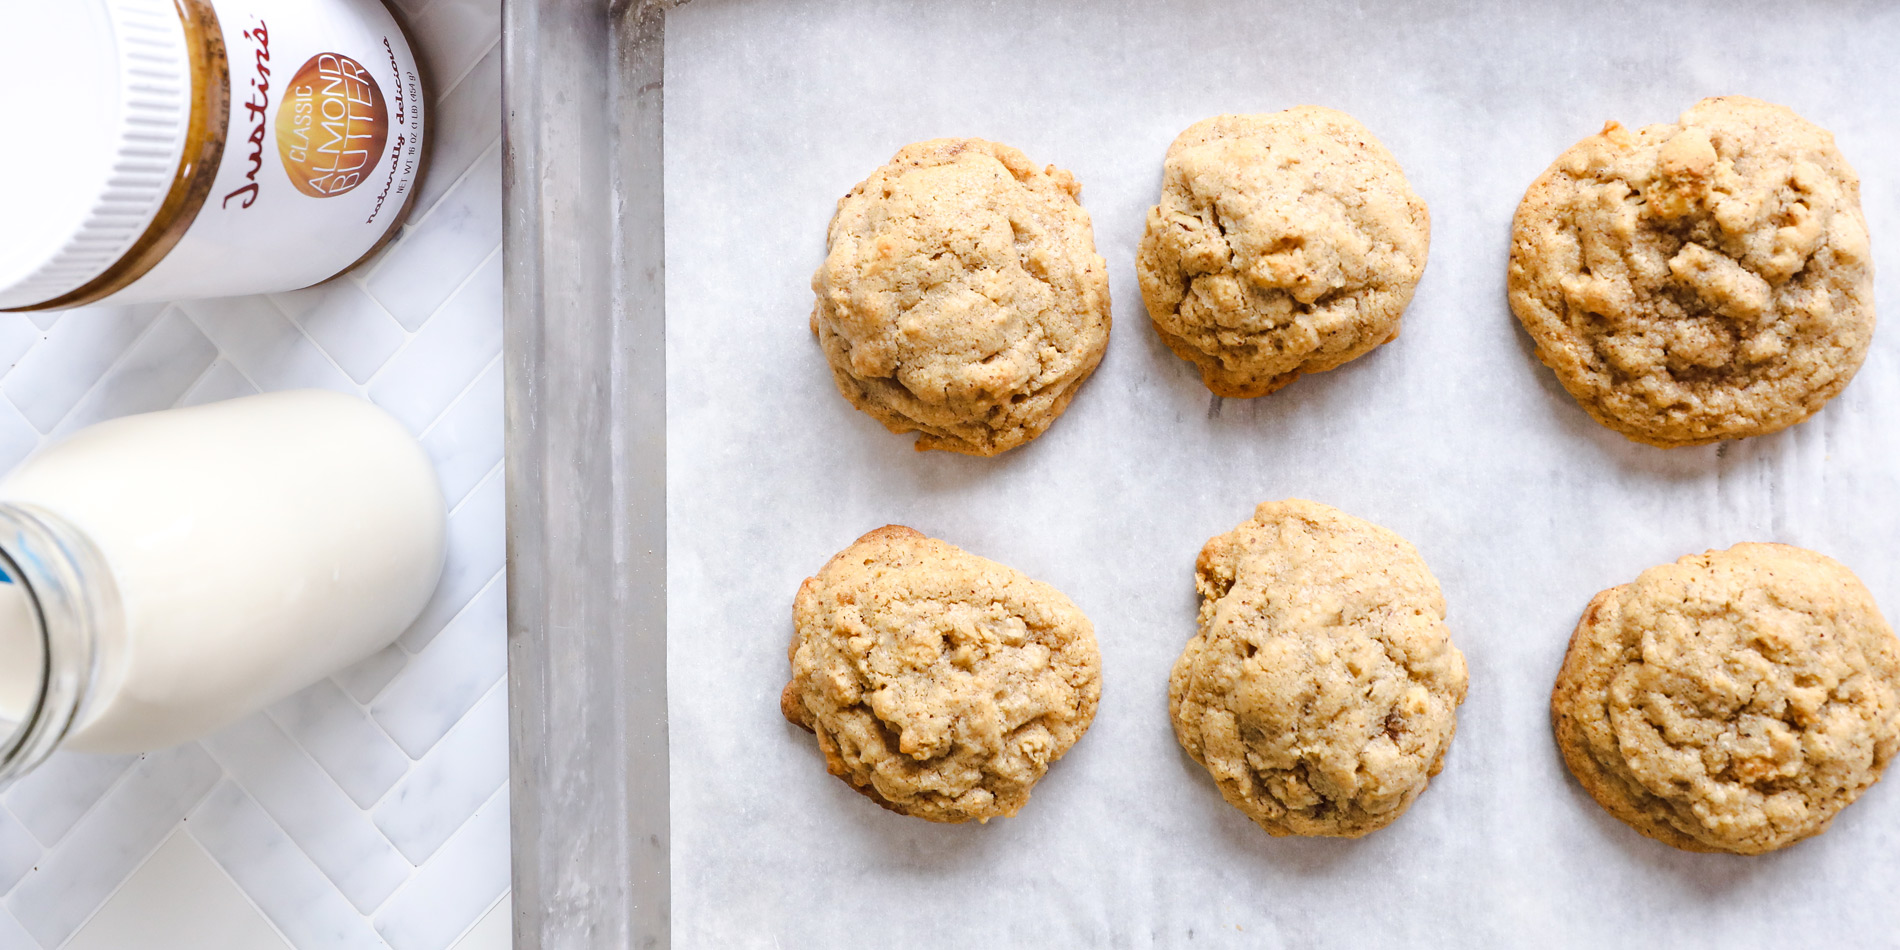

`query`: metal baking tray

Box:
[501,2,1900,947]
[503,1,670,946]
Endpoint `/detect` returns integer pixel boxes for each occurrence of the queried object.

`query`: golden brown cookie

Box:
[1509,97,1874,447]
[782,526,1101,822]
[810,139,1111,456]
[1169,500,1467,837]
[1136,108,1430,398]
[1552,543,1900,854]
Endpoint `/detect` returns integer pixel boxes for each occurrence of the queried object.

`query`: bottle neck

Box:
[0,503,118,785]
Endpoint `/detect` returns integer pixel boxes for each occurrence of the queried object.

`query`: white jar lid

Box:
[0,0,196,311]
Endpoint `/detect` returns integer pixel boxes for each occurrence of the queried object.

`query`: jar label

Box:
[276,52,390,199]
[115,0,426,304]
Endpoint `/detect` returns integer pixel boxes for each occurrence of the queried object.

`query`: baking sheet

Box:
[661,0,1900,945]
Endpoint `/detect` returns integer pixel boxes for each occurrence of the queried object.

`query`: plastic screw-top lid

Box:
[0,0,195,310]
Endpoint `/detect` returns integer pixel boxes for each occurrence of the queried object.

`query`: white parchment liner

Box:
[664,0,1900,944]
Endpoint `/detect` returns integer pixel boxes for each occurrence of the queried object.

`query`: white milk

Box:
[0,390,445,752]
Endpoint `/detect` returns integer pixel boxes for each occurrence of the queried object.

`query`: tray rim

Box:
[503,1,675,947]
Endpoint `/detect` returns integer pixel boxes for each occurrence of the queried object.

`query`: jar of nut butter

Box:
[0,0,428,311]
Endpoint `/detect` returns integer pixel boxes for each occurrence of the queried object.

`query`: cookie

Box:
[1552,543,1900,854]
[1509,97,1874,448]
[781,526,1101,822]
[1136,108,1430,398]
[810,139,1112,456]
[1169,500,1467,837]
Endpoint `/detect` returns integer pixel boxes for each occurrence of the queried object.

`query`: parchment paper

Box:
[662,1,1900,945]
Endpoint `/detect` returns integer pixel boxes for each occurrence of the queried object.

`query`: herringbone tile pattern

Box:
[0,1,508,946]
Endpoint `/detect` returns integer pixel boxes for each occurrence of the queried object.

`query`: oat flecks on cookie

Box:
[1551,543,1900,855]
[810,139,1112,457]
[1137,107,1431,399]
[781,526,1102,823]
[1169,500,1468,838]
[1509,96,1874,448]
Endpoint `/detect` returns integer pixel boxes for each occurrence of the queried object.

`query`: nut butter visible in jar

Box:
[0,0,428,311]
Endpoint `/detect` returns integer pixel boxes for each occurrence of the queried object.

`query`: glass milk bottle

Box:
[0,390,445,780]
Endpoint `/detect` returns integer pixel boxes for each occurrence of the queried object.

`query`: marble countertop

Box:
[0,0,510,947]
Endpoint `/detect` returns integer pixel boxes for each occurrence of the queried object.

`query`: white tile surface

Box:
[180,297,356,396]
[275,283,407,385]
[408,0,502,90]
[189,783,392,950]
[419,357,503,509]
[50,308,219,436]
[373,683,507,863]
[65,833,290,950]
[398,467,505,653]
[370,249,503,428]
[0,909,33,950]
[373,789,509,950]
[4,745,220,948]
[203,717,411,915]
[2,753,135,848]
[0,402,36,475]
[269,681,413,810]
[2,303,164,432]
[375,577,506,759]
[364,147,502,331]
[334,644,412,706]
[0,810,36,893]
[450,896,511,950]
[412,44,502,220]
[0,0,510,943]
[178,359,261,407]
[0,321,43,378]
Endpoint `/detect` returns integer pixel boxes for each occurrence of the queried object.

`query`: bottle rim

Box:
[0,504,113,786]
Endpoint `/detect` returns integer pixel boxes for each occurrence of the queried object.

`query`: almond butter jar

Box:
[0,0,428,312]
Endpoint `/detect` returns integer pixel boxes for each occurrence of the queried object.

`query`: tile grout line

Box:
[440,889,511,950]
[179,819,303,950]
[356,670,507,817]
[415,350,504,444]
[262,699,418,804]
[177,307,267,395]
[268,285,405,390]
[446,460,503,522]
[28,303,182,440]
[357,237,503,399]
[354,222,418,288]
[47,778,222,950]
[167,354,234,410]
[358,133,503,290]
[199,728,414,915]
[363,561,506,774]
[368,783,510,934]
[408,135,504,239]
[319,559,506,770]
[432,34,502,107]
[6,753,145,854]
[260,294,373,399]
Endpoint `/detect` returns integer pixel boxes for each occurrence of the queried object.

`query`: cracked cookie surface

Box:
[1509,97,1873,447]
[782,526,1101,822]
[1136,108,1430,398]
[811,139,1111,456]
[1169,500,1467,837]
[1552,543,1900,854]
